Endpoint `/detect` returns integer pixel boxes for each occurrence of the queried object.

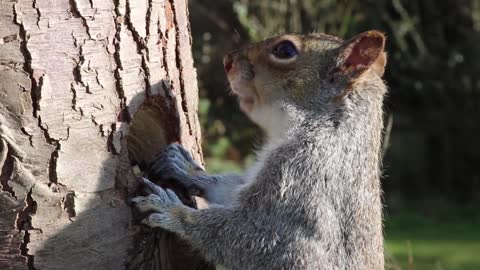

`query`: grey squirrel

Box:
[132,30,387,270]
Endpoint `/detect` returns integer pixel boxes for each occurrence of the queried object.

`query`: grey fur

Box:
[133,32,386,270]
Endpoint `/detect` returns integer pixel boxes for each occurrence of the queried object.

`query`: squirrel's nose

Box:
[223,54,233,73]
[223,50,237,74]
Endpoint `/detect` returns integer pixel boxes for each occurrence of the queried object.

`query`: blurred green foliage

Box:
[384,202,480,270]
[190,0,480,205]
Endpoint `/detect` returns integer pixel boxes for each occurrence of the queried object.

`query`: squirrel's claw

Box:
[132,180,182,214]
[142,213,170,228]
[140,177,165,196]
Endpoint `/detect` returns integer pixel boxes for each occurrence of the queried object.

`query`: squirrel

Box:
[132,30,387,270]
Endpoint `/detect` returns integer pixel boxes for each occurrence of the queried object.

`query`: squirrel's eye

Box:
[272,41,298,59]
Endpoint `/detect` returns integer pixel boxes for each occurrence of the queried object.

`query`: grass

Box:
[384,205,480,270]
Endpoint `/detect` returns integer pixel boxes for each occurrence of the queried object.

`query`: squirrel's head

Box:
[224,30,387,131]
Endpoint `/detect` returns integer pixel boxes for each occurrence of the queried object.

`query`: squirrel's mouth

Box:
[228,81,256,113]
[238,96,255,113]
[227,68,258,114]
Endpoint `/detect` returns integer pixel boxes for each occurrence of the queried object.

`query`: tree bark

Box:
[0,0,212,269]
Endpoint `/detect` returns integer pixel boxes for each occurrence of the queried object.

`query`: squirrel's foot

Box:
[139,177,168,198]
[132,178,182,213]
[132,178,186,232]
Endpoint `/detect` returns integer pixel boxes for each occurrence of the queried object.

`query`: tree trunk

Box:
[0,0,213,269]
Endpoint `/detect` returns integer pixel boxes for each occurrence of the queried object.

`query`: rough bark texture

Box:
[0,0,210,269]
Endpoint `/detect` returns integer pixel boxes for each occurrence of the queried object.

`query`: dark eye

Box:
[272,41,298,59]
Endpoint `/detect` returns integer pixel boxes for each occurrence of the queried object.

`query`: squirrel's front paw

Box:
[149,143,203,179]
[147,144,204,190]
[131,178,185,233]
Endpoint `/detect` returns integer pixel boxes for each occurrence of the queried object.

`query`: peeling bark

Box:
[1,0,207,269]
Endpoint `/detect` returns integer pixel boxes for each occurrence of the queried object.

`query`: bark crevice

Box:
[37,117,54,144]
[13,4,40,118]
[72,46,91,94]
[35,116,64,187]
[62,191,76,221]
[145,0,153,38]
[68,0,92,38]
[107,123,118,154]
[112,1,127,116]
[0,139,17,199]
[20,128,34,147]
[32,0,41,28]
[159,16,170,83]
[125,0,151,96]
[70,83,78,111]
[170,0,193,136]
[16,187,39,270]
[48,143,60,186]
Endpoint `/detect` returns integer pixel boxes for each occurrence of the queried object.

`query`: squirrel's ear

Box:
[335,30,387,79]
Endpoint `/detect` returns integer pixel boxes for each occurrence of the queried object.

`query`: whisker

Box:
[225,85,235,96]
[233,28,241,44]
